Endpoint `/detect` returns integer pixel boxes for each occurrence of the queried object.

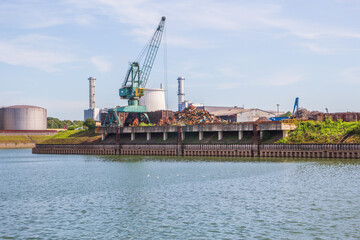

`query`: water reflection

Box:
[98,154,360,165]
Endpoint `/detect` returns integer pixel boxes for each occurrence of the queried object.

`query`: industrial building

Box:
[84,77,100,121]
[0,105,47,130]
[315,112,360,122]
[208,107,276,122]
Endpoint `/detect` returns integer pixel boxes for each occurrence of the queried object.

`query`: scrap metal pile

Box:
[174,105,222,125]
[295,108,321,120]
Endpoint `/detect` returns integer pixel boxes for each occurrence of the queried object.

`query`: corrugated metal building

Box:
[211,108,275,123]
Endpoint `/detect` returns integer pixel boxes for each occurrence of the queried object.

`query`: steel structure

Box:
[118,16,166,113]
[104,17,166,126]
[293,97,299,115]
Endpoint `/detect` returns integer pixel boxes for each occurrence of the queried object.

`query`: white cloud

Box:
[67,0,360,42]
[0,1,95,29]
[0,37,75,71]
[300,42,335,54]
[2,0,360,50]
[90,56,112,72]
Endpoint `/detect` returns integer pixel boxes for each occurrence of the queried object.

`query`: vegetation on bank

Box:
[47,117,83,129]
[0,135,52,144]
[40,129,101,144]
[278,118,360,144]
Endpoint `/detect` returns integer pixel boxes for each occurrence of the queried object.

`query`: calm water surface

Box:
[0,149,360,239]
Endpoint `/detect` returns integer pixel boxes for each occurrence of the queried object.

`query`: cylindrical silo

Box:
[0,105,47,130]
[177,76,185,111]
[139,88,166,112]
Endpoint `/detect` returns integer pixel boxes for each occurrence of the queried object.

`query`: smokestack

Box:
[88,77,96,109]
[177,76,185,111]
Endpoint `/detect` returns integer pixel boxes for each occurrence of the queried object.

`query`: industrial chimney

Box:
[88,77,96,109]
[84,77,100,121]
[177,76,185,111]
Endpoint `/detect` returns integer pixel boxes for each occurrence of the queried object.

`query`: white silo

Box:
[0,105,47,130]
[139,85,166,112]
[177,76,185,111]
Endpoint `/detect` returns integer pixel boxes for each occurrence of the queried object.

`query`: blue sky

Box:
[1,0,360,120]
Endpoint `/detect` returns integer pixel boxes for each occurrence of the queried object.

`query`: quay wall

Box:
[33,144,360,159]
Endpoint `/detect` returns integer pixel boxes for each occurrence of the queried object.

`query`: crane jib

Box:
[119,16,166,101]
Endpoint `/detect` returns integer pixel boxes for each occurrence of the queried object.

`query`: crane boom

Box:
[293,97,299,115]
[140,17,166,88]
[119,17,166,102]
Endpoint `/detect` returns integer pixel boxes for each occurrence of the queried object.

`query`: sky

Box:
[0,0,360,120]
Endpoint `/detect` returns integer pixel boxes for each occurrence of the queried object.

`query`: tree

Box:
[47,117,84,129]
[84,118,96,130]
[280,111,292,117]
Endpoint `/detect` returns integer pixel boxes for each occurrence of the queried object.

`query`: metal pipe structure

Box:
[88,77,96,109]
[177,76,185,111]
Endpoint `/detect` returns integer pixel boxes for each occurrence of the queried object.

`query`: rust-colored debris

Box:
[174,105,222,125]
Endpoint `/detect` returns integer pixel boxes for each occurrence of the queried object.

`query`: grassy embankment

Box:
[278,119,360,144]
[0,135,52,144]
[39,129,101,144]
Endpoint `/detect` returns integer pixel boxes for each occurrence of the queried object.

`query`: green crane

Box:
[103,16,166,126]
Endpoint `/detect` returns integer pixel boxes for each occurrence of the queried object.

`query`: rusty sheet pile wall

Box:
[33,144,360,159]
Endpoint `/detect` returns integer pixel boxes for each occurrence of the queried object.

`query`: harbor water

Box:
[1,149,360,239]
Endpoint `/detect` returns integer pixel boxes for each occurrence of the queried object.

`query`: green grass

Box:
[40,129,101,144]
[0,135,32,143]
[278,119,360,144]
[28,135,53,143]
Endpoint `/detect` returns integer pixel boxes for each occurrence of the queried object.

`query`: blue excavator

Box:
[103,17,166,126]
[269,97,299,121]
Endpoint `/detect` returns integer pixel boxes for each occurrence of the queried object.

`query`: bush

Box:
[84,118,96,130]
[278,119,360,144]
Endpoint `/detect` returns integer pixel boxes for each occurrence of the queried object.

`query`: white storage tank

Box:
[0,105,47,130]
[139,88,166,112]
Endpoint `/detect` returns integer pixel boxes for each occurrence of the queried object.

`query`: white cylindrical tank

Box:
[139,88,166,112]
[0,105,47,130]
[177,76,185,111]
